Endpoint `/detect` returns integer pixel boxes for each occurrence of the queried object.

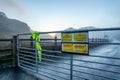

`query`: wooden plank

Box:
[0,49,12,51]
[0,39,12,41]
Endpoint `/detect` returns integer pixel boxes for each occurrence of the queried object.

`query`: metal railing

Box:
[17,27,120,80]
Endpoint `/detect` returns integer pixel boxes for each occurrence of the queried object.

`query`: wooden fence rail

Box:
[0,37,17,68]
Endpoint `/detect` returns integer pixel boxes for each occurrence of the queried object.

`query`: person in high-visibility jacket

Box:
[32,32,42,61]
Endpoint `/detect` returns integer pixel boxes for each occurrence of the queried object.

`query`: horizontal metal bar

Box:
[18,31,60,35]
[19,39,33,41]
[20,63,36,70]
[62,42,88,44]
[63,42,120,45]
[19,39,120,45]
[87,27,120,31]
[90,42,120,45]
[19,65,37,72]
[89,55,120,60]
[19,39,61,42]
[42,53,70,60]
[41,39,61,40]
[20,65,56,80]
[19,47,36,51]
[19,60,36,66]
[19,41,35,43]
[42,57,70,65]
[18,33,31,35]
[42,50,61,53]
[72,74,89,80]
[38,69,69,80]
[19,50,36,55]
[19,56,36,62]
[38,62,70,70]
[19,53,36,59]
[20,64,54,80]
[73,64,120,74]
[38,65,70,75]
[73,69,116,80]
[73,59,120,67]
[20,64,57,80]
[41,41,61,42]
[37,71,57,80]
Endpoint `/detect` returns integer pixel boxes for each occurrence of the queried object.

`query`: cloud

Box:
[0,0,25,15]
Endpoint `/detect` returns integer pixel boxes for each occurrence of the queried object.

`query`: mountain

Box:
[63,27,76,31]
[0,12,31,34]
[0,11,53,39]
[79,26,96,30]
[0,11,31,38]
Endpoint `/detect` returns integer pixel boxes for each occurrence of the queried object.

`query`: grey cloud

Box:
[0,0,25,15]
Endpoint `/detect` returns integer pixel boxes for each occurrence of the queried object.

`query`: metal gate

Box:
[17,28,120,80]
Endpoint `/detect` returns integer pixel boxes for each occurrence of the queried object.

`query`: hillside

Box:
[0,11,53,39]
[0,11,31,38]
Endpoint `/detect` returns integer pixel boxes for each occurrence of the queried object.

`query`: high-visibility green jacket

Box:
[32,32,42,61]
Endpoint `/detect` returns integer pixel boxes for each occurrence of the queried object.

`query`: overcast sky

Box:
[0,0,120,31]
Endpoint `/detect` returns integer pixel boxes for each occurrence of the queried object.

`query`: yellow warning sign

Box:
[74,33,87,42]
[62,33,72,42]
[74,44,88,54]
[62,44,73,52]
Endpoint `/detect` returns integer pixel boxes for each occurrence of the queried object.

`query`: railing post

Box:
[31,36,34,48]
[12,35,18,67]
[35,39,38,73]
[70,54,73,80]
[54,36,57,50]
